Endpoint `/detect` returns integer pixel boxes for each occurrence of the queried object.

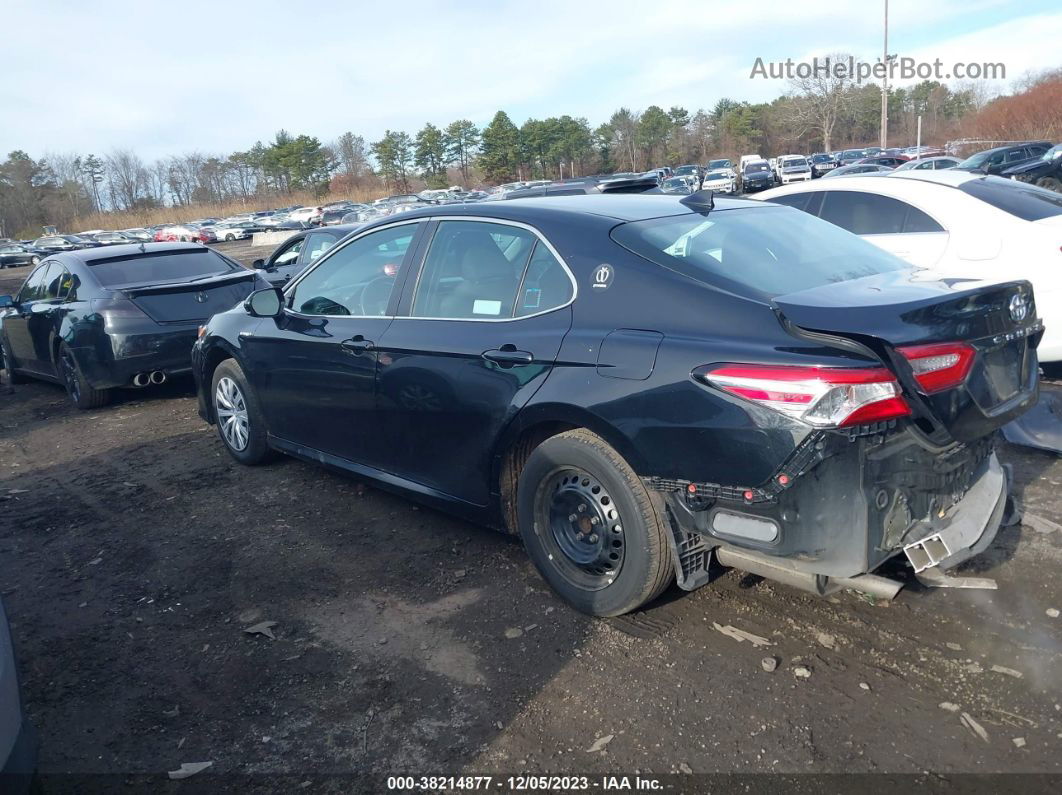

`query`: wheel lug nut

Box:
[590,517,600,525]
[589,534,598,543]
[578,504,586,512]
[568,513,577,522]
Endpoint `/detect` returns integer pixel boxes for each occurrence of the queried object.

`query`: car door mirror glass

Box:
[245,288,284,317]
[0,295,12,308]
[252,258,265,269]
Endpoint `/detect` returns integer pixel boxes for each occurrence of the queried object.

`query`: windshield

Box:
[674,165,697,175]
[611,206,909,300]
[958,151,991,169]
[1042,145,1062,162]
[811,154,831,163]
[708,160,731,169]
[782,158,808,168]
[960,176,1062,221]
[744,163,770,173]
[88,249,238,287]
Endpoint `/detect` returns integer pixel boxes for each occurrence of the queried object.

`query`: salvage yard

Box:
[1,254,1061,790]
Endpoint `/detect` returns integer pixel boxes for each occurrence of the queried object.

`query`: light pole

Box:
[880,0,889,148]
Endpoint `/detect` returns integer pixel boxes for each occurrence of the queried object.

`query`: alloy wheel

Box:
[540,467,625,590]
[60,349,81,404]
[215,376,250,451]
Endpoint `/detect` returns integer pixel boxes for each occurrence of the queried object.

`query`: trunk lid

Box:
[773,270,1041,441]
[121,271,257,323]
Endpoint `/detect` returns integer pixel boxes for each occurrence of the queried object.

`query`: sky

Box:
[2,0,1059,161]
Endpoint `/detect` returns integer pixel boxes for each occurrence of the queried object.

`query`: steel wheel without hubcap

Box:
[215,376,249,451]
[540,467,625,590]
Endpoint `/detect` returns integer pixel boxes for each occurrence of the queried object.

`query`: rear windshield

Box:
[88,249,238,287]
[960,176,1062,221]
[611,206,909,300]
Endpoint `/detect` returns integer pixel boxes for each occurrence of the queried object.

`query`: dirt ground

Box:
[1,249,1061,793]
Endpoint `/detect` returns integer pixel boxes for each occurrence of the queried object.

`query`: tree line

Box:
[2,63,1059,237]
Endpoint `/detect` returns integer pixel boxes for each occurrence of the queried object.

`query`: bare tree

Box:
[787,53,858,152]
[105,149,150,211]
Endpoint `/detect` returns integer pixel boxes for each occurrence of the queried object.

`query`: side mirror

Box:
[244,287,284,318]
[251,258,267,269]
[0,295,13,309]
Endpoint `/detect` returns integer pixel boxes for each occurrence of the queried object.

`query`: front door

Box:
[242,221,423,467]
[3,262,64,374]
[375,218,575,505]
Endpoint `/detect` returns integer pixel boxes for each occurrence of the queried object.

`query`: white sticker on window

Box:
[472,299,502,316]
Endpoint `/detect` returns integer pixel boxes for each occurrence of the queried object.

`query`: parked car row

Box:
[2,179,1048,621]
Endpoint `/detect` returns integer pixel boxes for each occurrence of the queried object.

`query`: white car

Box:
[700,159,737,193]
[212,223,254,241]
[776,155,812,184]
[755,170,1062,360]
[287,206,323,225]
[738,154,763,173]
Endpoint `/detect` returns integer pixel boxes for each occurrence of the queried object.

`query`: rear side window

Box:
[766,193,814,212]
[515,242,574,317]
[611,206,908,300]
[412,220,537,319]
[819,191,943,235]
[89,250,237,287]
[960,176,1062,221]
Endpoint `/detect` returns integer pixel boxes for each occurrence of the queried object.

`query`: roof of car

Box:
[392,193,764,223]
[50,241,212,265]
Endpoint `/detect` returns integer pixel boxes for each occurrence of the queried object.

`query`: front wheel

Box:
[517,429,673,616]
[211,358,274,465]
[58,343,111,409]
[225,234,235,242]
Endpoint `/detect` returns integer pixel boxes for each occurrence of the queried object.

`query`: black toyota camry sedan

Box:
[0,242,267,409]
[192,193,1039,616]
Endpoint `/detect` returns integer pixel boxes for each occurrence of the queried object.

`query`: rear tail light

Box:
[897,342,975,394]
[698,363,910,428]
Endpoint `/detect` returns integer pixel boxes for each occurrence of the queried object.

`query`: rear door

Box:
[374,218,575,505]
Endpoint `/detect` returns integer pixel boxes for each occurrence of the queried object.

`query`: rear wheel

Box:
[1036,176,1061,193]
[211,358,274,465]
[517,429,673,616]
[58,343,111,409]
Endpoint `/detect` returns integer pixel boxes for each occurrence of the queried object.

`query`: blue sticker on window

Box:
[523,288,541,309]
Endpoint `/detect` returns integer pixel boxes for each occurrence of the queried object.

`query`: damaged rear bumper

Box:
[647,427,1009,595]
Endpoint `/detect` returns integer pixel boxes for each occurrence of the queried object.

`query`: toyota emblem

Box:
[1008,293,1029,323]
[194,292,208,304]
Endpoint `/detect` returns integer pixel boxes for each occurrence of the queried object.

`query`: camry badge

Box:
[194,292,209,304]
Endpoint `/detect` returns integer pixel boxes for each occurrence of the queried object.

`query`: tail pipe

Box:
[149,370,166,385]
[132,372,149,387]
[713,546,903,601]
[132,371,167,387]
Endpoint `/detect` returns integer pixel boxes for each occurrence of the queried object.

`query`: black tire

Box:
[1036,176,1061,193]
[516,429,673,616]
[58,343,111,409]
[1,339,31,384]
[225,234,235,242]
[210,358,274,465]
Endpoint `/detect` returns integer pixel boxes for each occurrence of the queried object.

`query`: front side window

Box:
[17,263,50,302]
[290,223,416,316]
[273,238,303,267]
